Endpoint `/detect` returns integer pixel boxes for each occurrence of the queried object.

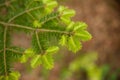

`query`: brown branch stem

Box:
[8,5,45,22]
[0,21,72,35]
[3,26,8,76]
[6,48,23,54]
[35,31,43,53]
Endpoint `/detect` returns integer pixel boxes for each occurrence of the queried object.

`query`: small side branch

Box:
[0,21,35,30]
[3,26,8,76]
[8,5,45,22]
[41,13,60,24]
[35,31,43,53]
[6,48,23,54]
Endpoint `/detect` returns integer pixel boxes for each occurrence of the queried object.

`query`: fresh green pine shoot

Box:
[30,46,59,69]
[20,48,35,63]
[33,20,42,28]
[58,6,76,24]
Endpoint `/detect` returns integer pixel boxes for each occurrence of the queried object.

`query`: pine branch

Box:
[41,12,60,24]
[0,21,35,30]
[3,26,8,76]
[6,48,23,54]
[8,5,45,22]
[0,0,92,79]
[0,21,72,35]
[27,12,36,20]
[35,31,43,53]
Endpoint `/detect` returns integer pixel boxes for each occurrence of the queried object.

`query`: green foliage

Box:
[59,52,120,80]
[58,6,75,24]
[0,0,92,79]
[102,65,120,80]
[0,71,20,80]
[29,46,59,69]
[59,52,103,80]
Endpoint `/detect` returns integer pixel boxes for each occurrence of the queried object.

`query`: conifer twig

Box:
[8,5,45,22]
[6,48,23,54]
[35,31,43,53]
[0,21,72,35]
[3,26,8,76]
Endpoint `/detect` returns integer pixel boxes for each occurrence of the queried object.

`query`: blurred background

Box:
[11,0,120,80]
